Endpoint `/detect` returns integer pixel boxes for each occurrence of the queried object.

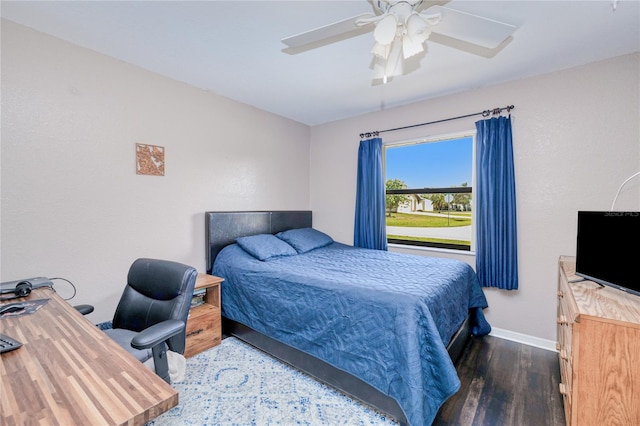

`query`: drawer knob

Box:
[560,349,568,360]
[557,291,564,298]
[557,315,568,325]
[559,383,567,395]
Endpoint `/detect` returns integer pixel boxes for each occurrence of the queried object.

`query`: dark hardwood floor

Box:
[434,335,566,426]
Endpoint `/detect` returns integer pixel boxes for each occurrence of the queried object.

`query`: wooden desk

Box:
[0,287,178,425]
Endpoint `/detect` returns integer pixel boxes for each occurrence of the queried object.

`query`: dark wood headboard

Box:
[205,210,312,274]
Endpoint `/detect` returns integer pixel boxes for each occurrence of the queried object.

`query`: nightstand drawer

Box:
[184,304,221,357]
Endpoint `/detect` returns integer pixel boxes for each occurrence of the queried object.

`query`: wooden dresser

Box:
[556,256,640,426]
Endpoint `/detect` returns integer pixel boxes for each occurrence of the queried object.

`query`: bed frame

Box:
[205,210,472,426]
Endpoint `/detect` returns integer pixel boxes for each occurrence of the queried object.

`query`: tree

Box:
[385,179,408,216]
[429,193,447,211]
[452,182,471,211]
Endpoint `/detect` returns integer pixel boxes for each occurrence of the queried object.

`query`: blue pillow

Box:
[276,228,334,254]
[236,234,297,261]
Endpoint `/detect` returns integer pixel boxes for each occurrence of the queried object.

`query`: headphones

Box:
[0,281,33,301]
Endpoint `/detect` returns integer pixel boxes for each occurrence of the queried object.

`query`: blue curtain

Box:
[354,138,388,250]
[475,116,518,290]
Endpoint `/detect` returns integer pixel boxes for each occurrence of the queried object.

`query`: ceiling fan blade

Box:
[281,14,375,55]
[428,6,516,49]
[414,0,451,13]
[428,32,513,58]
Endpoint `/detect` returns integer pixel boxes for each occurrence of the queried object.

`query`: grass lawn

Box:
[387,235,470,246]
[386,212,471,227]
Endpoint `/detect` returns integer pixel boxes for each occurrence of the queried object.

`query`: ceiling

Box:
[1,1,639,126]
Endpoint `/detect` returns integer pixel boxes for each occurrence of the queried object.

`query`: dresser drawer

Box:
[557,315,572,357]
[557,291,573,359]
[559,381,572,426]
[558,348,572,394]
[558,278,577,325]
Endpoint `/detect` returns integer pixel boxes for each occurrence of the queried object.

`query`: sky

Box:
[384,136,472,189]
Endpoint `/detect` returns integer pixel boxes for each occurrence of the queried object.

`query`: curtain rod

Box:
[359,105,514,139]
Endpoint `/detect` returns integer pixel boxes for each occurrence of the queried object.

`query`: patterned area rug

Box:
[149,337,399,425]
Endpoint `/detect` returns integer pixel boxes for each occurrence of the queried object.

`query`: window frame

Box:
[383,130,477,253]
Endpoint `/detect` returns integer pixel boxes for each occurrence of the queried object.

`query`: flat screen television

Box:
[575,211,640,296]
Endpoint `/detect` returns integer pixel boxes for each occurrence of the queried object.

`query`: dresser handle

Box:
[557,290,564,298]
[560,349,568,360]
[557,315,568,325]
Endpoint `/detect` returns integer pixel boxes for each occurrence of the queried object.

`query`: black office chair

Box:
[104,258,197,384]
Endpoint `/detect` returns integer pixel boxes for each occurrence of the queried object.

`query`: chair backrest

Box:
[112,258,197,354]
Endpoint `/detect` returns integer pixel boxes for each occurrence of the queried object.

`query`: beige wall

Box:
[1,20,310,322]
[310,53,640,343]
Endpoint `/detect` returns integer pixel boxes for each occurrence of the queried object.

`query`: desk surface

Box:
[0,288,178,425]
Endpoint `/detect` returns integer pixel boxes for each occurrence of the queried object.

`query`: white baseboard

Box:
[489,327,557,352]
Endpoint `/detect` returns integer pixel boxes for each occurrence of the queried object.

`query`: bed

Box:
[206,210,490,426]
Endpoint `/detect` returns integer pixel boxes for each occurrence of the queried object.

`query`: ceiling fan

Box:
[281,0,517,84]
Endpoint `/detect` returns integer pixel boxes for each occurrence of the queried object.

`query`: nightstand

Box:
[184,273,223,357]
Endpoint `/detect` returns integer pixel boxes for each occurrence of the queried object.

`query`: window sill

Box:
[388,243,476,258]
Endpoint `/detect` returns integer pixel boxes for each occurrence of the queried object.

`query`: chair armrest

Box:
[74,304,94,315]
[131,319,185,350]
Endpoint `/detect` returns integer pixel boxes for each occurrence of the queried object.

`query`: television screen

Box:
[576,211,640,296]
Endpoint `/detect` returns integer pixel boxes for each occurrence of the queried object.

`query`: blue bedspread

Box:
[213,242,490,426]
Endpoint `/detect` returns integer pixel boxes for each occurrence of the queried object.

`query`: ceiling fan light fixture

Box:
[372,41,391,59]
[373,14,398,45]
[403,13,431,58]
[406,12,428,38]
[402,33,424,59]
[372,39,404,84]
[372,58,386,82]
[385,39,404,76]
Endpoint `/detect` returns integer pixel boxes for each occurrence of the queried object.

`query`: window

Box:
[384,132,475,251]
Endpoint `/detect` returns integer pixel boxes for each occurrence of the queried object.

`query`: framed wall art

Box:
[136,143,165,176]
